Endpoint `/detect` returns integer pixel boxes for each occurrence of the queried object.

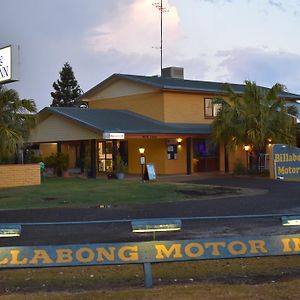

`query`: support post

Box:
[186,138,192,175]
[112,140,118,173]
[90,139,96,178]
[143,262,153,288]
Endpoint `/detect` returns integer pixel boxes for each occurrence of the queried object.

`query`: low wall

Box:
[0,164,41,188]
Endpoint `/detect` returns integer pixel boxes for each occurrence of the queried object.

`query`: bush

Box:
[233,160,247,175]
[44,153,69,176]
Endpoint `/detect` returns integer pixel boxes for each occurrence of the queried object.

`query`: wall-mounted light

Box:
[139,147,145,155]
[176,138,183,147]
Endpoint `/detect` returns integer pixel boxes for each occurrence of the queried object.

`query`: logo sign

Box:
[102,132,125,140]
[273,144,300,179]
[0,45,19,84]
[1,234,300,268]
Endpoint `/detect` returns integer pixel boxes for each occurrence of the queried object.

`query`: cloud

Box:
[268,0,285,11]
[216,47,300,93]
[85,0,182,56]
[194,0,232,3]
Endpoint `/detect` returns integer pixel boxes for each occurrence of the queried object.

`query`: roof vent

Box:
[161,67,184,79]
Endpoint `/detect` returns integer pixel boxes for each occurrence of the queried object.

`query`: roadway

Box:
[1,176,299,246]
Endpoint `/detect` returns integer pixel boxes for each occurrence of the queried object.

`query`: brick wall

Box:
[0,164,41,188]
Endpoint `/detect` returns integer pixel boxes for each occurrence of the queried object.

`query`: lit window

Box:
[204,98,221,118]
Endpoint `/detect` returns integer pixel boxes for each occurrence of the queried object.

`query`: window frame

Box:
[204,98,221,119]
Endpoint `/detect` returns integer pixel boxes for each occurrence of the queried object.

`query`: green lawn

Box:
[0,177,242,210]
[1,256,300,299]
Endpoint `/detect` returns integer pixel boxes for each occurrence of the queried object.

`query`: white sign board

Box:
[0,45,19,84]
[102,132,125,140]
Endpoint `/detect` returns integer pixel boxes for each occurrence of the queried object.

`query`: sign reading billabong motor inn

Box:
[1,235,300,268]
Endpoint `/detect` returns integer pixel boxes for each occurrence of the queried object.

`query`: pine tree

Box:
[50,62,83,107]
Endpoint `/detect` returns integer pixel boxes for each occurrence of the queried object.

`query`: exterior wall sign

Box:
[272,144,300,179]
[0,45,19,84]
[1,234,300,268]
[102,132,125,140]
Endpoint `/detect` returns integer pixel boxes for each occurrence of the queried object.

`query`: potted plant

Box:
[115,155,127,180]
[57,153,69,177]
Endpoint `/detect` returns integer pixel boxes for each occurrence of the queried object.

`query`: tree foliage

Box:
[50,62,83,107]
[211,80,298,165]
[0,85,37,162]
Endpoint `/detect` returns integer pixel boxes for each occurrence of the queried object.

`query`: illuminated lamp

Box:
[176,138,183,147]
[0,224,21,237]
[244,145,250,152]
[281,216,300,226]
[132,218,182,233]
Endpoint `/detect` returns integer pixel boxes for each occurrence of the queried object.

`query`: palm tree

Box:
[0,85,37,163]
[211,80,298,170]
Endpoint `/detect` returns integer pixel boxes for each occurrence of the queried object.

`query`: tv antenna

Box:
[153,0,168,76]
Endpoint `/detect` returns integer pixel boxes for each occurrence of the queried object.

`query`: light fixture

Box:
[244,145,250,152]
[0,224,21,238]
[131,218,182,233]
[139,147,145,155]
[176,138,183,143]
[281,216,300,226]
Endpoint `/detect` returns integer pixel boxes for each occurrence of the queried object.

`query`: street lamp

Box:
[139,147,145,182]
[244,145,251,169]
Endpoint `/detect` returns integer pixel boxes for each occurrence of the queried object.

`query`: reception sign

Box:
[272,144,300,179]
[1,234,300,269]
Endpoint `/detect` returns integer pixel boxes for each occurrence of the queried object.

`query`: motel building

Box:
[28,67,300,178]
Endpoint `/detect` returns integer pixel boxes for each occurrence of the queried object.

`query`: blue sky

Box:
[1,0,300,109]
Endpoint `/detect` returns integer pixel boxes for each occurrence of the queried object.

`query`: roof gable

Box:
[81,75,157,101]
[81,73,300,101]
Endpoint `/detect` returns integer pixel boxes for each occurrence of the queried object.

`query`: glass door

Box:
[97,141,113,172]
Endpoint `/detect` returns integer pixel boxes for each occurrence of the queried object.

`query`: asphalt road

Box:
[1,176,299,246]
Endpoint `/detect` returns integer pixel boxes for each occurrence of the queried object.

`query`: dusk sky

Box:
[1,0,300,110]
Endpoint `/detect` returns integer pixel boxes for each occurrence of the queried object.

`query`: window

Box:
[204,98,221,118]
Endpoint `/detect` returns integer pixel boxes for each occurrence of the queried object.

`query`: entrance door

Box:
[193,139,219,172]
[97,141,113,172]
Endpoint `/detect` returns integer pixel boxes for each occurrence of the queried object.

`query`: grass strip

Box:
[0,177,244,210]
[1,256,300,298]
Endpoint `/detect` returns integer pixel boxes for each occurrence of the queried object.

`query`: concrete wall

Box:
[0,164,41,188]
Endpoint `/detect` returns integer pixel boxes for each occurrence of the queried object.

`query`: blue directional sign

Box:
[273,144,300,179]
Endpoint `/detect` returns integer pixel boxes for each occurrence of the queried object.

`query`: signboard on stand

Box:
[0,45,19,84]
[145,163,156,181]
[272,144,300,179]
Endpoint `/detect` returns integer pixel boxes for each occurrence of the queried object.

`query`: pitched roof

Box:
[81,73,300,101]
[40,107,211,134]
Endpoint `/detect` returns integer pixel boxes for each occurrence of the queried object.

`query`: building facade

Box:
[28,67,300,177]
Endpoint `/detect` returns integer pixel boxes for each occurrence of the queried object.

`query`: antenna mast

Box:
[153,0,168,76]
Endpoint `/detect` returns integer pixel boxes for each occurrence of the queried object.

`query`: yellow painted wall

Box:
[40,143,57,158]
[29,114,100,143]
[163,92,222,124]
[0,164,41,188]
[228,146,247,172]
[88,92,165,122]
[127,138,188,175]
